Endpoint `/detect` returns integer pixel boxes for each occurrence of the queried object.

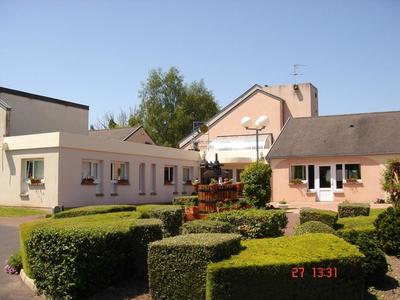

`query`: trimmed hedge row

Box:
[181,220,235,234]
[206,234,365,300]
[207,209,288,239]
[172,195,199,206]
[53,204,136,218]
[300,208,338,228]
[294,221,336,236]
[374,207,400,255]
[338,203,370,218]
[21,212,162,299]
[148,233,241,300]
[148,205,184,237]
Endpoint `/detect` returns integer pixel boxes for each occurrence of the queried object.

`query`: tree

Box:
[93,108,135,130]
[240,162,272,208]
[132,67,219,147]
[382,159,400,208]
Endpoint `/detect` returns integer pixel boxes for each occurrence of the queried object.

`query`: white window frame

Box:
[111,161,129,182]
[289,165,308,183]
[182,166,192,184]
[139,163,145,194]
[335,163,362,185]
[164,166,174,184]
[151,164,156,194]
[81,160,100,182]
[24,159,44,182]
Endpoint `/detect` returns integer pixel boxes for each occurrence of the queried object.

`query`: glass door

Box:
[318,165,333,201]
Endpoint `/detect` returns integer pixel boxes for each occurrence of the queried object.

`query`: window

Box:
[164,166,174,184]
[81,161,99,179]
[222,169,233,180]
[151,164,156,194]
[139,163,145,194]
[336,164,343,189]
[308,165,315,190]
[290,165,306,181]
[183,167,191,184]
[25,159,44,180]
[110,162,129,181]
[236,169,244,183]
[345,164,361,180]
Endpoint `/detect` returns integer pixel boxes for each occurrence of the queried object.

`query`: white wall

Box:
[0,92,88,136]
[0,148,59,208]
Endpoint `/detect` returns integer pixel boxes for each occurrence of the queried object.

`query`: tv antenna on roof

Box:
[290,64,307,83]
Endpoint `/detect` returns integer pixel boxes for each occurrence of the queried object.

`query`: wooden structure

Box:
[198,184,238,213]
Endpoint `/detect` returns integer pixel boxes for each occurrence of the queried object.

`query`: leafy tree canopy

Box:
[132,67,219,147]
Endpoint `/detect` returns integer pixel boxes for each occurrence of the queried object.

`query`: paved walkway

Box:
[0,216,44,300]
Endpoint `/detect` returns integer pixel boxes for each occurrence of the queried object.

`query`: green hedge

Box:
[21,212,162,299]
[53,204,136,218]
[294,221,336,235]
[136,204,167,218]
[207,209,288,239]
[148,205,184,237]
[172,195,199,206]
[339,231,387,285]
[181,220,235,234]
[300,208,338,228]
[374,207,400,255]
[148,233,241,300]
[206,234,365,300]
[338,203,370,218]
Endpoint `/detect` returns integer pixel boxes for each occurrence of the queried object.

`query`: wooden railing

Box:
[198,184,238,213]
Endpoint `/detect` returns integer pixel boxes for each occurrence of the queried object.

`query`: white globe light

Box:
[255,115,269,128]
[241,116,252,128]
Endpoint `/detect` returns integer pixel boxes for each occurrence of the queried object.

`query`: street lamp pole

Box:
[241,116,269,163]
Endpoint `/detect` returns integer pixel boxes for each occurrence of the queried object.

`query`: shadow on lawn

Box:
[364,274,400,300]
[80,279,149,300]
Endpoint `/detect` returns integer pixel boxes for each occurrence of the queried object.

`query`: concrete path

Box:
[0,216,44,300]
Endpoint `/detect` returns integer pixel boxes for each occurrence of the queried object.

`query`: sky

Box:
[1,0,399,126]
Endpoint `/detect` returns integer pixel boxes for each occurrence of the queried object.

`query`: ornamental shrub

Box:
[294,221,336,235]
[136,204,167,218]
[338,203,370,218]
[181,220,235,234]
[148,233,241,300]
[382,159,400,208]
[172,195,199,206]
[206,234,365,300]
[339,231,387,285]
[374,207,400,255]
[4,251,23,274]
[21,212,162,299]
[207,209,287,239]
[300,208,338,228]
[148,205,184,237]
[240,162,272,208]
[53,204,136,219]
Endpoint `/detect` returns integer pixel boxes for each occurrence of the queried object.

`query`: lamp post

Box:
[241,115,269,163]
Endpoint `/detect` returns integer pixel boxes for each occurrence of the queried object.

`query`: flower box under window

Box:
[118,179,130,185]
[81,178,96,185]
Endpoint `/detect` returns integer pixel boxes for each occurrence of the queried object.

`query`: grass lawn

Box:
[0,206,47,217]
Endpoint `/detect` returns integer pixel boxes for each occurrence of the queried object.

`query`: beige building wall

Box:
[0,92,89,136]
[270,154,399,203]
[0,147,59,208]
[125,127,155,144]
[0,108,7,141]
[1,132,200,208]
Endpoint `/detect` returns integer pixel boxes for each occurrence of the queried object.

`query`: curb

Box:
[20,269,37,293]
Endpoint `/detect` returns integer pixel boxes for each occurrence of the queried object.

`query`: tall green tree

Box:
[132,67,219,147]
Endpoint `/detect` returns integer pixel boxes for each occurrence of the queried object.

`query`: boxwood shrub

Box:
[148,233,241,300]
[206,234,365,300]
[136,204,167,218]
[374,207,400,255]
[53,204,136,218]
[300,208,338,228]
[294,221,336,235]
[339,231,387,285]
[148,205,184,237]
[207,209,288,239]
[21,212,162,299]
[172,195,199,206]
[181,220,235,234]
[338,203,370,218]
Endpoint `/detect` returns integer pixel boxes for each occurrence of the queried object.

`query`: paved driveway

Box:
[0,216,43,300]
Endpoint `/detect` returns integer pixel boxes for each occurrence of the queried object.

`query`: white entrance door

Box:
[318,165,333,202]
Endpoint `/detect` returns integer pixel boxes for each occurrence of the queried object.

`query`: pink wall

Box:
[270,155,399,203]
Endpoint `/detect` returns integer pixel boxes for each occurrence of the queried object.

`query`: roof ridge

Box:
[293,110,400,120]
[0,86,89,110]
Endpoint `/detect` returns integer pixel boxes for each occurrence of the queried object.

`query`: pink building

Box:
[179,82,318,182]
[266,111,400,203]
